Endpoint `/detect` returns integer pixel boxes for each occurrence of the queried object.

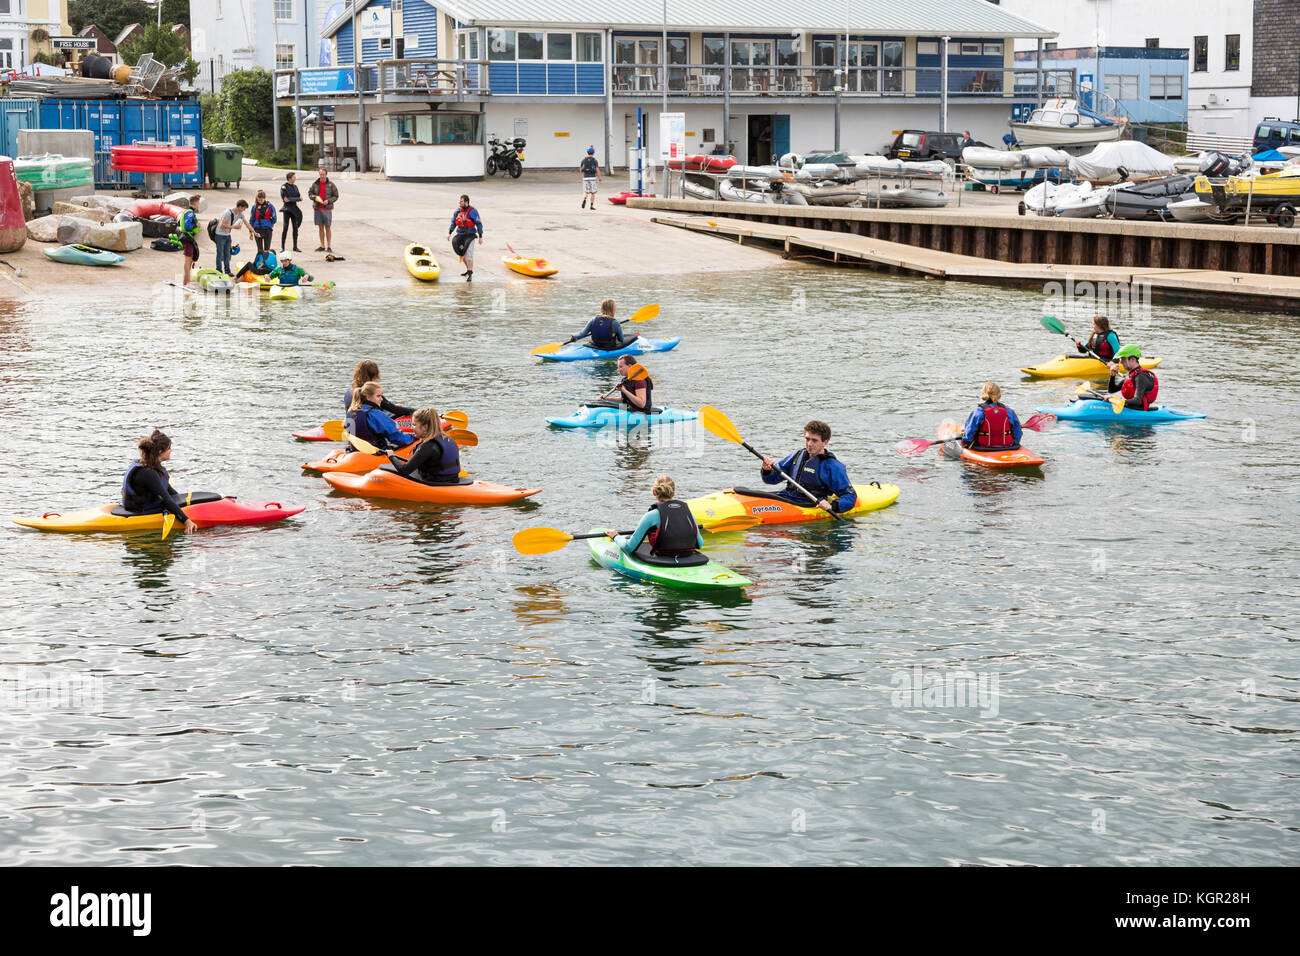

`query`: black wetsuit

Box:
[123,464,189,522]
[386,434,460,484]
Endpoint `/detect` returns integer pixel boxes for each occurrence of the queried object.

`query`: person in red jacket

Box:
[1106,344,1159,410]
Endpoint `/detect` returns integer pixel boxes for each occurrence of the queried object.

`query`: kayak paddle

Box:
[698,405,846,521]
[1070,381,1132,413]
[893,413,1058,456]
[345,432,470,478]
[531,303,660,356]
[323,412,471,444]
[596,363,649,400]
[513,514,759,555]
[1040,315,1109,365]
[161,492,193,540]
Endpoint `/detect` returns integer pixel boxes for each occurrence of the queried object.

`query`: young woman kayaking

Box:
[960,382,1023,451]
[122,430,198,534]
[573,298,639,352]
[1074,315,1121,363]
[382,408,461,484]
[604,476,703,559]
[344,360,415,417]
[346,382,415,451]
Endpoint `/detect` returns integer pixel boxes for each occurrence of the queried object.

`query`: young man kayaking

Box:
[604,476,703,558]
[1106,344,1159,410]
[760,420,857,514]
[573,298,638,352]
[960,382,1023,451]
[613,355,651,410]
[267,254,313,287]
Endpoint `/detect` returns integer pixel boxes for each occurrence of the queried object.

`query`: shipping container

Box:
[36,99,205,188]
[0,99,39,159]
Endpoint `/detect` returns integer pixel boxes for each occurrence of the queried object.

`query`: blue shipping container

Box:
[38,99,205,188]
[0,98,40,158]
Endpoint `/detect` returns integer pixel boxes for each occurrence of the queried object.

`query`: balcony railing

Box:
[276,58,490,98]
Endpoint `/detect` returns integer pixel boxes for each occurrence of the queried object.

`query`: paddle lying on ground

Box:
[530,303,660,356]
[596,363,649,400]
[893,413,1058,456]
[698,404,846,521]
[512,514,759,555]
[1040,315,1109,365]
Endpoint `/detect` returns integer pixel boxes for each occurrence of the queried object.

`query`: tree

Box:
[68,0,153,38]
[212,69,294,149]
[162,0,190,29]
[118,23,199,82]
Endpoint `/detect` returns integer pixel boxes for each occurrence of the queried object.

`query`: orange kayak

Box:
[941,443,1045,468]
[503,254,557,278]
[303,441,415,473]
[323,469,540,504]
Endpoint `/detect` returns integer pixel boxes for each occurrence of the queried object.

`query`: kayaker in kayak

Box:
[234,248,277,282]
[122,429,197,534]
[344,360,415,417]
[1106,344,1159,410]
[604,476,704,558]
[1074,315,1121,362]
[574,298,638,352]
[760,420,857,514]
[346,382,414,451]
[613,355,652,410]
[267,253,313,287]
[383,408,461,485]
[959,382,1023,451]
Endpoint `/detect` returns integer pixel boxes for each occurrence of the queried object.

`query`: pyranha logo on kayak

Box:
[750,505,782,514]
[49,886,151,936]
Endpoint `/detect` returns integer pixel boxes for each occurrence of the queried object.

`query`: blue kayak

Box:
[42,243,123,267]
[1038,401,1207,423]
[546,402,698,429]
[537,337,681,362]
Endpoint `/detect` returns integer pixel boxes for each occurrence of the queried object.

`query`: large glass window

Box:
[578,33,602,63]
[882,40,903,92]
[1225,34,1240,71]
[547,33,572,61]
[517,32,544,60]
[0,38,11,72]
[813,39,836,91]
[456,31,479,60]
[387,113,482,145]
[668,37,687,90]
[1193,35,1207,71]
[488,30,515,61]
[776,38,799,90]
[844,41,878,93]
[1103,74,1138,100]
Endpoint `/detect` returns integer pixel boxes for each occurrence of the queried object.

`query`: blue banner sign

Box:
[300,69,356,95]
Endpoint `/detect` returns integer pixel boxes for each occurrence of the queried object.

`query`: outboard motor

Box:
[1199,151,1230,176]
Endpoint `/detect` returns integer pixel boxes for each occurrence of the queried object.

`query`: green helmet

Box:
[1115,344,1142,359]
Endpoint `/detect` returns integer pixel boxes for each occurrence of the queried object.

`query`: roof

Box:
[323,0,1054,40]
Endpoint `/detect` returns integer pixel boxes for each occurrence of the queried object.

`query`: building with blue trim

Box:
[1012,46,1188,127]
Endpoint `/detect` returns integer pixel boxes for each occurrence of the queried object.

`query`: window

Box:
[960,42,981,56]
[1225,34,1240,71]
[273,0,293,20]
[488,30,515,61]
[547,33,572,60]
[1150,74,1183,99]
[456,30,479,60]
[1145,38,1159,48]
[1193,35,1207,71]
[275,44,295,70]
[917,41,938,56]
[577,33,602,62]
[1044,42,1057,51]
[812,38,836,91]
[882,40,903,92]
[0,38,10,71]
[517,31,544,60]
[1103,74,1138,100]
[387,113,482,145]
[983,43,1003,56]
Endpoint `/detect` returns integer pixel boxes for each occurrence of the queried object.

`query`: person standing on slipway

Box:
[447,194,483,282]
[580,146,601,209]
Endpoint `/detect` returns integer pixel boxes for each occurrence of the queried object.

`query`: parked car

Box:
[886,130,963,161]
[1253,118,1300,152]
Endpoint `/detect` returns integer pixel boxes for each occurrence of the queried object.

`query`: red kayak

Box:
[666,154,737,173]
[608,191,650,205]
[13,494,304,532]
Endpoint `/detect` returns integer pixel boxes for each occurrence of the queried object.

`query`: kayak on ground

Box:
[503,255,557,278]
[1021,353,1162,379]
[941,442,1046,468]
[322,468,539,505]
[546,402,698,429]
[1037,401,1206,423]
[196,268,234,293]
[538,337,681,362]
[42,243,123,267]
[13,493,303,533]
[586,532,751,591]
[405,242,441,281]
[686,483,900,526]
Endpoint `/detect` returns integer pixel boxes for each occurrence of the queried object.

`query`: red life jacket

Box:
[1088,331,1119,361]
[976,403,1015,449]
[1121,368,1159,410]
[454,208,476,230]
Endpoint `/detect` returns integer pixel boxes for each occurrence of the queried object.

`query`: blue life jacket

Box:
[790,450,834,498]
[251,202,276,228]
[181,208,199,237]
[346,403,380,447]
[419,433,462,482]
[591,315,619,348]
[121,461,165,513]
[646,499,699,554]
[253,249,277,272]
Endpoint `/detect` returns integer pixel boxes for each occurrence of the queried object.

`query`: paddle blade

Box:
[1110,395,1126,413]
[1022,412,1058,432]
[628,303,660,323]
[625,364,649,381]
[441,410,469,428]
[531,342,562,355]
[700,514,762,533]
[161,513,175,540]
[345,432,382,455]
[894,438,936,456]
[512,526,575,555]
[449,428,478,447]
[1040,315,1066,335]
[936,420,961,441]
[698,405,744,445]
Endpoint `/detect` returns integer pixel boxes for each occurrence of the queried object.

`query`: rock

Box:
[85,220,143,252]
[26,215,63,242]
[164,191,205,211]
[18,180,34,220]
[68,193,133,213]
[55,216,100,244]
[52,201,114,224]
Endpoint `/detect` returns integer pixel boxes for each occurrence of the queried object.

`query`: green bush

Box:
[202,73,316,167]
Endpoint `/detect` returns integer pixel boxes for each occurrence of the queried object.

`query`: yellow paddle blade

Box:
[345,431,382,455]
[1075,381,1095,394]
[442,409,469,428]
[698,405,744,445]
[321,419,344,441]
[513,527,575,554]
[1110,395,1126,413]
[531,342,563,355]
[629,303,660,323]
[161,512,175,540]
[700,514,761,533]
[449,428,478,447]
[459,468,469,478]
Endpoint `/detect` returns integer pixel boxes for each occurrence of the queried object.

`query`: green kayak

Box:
[586,531,751,591]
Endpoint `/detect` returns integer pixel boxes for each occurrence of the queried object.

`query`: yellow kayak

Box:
[269,284,302,301]
[686,482,900,527]
[1021,353,1162,379]
[503,254,558,278]
[405,243,441,281]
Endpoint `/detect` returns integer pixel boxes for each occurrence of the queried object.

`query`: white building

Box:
[996,0,1271,140]
[189,0,330,91]
[0,0,71,73]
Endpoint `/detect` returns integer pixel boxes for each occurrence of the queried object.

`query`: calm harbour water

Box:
[0,268,1296,866]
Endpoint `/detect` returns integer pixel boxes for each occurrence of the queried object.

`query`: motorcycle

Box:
[486,136,526,178]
